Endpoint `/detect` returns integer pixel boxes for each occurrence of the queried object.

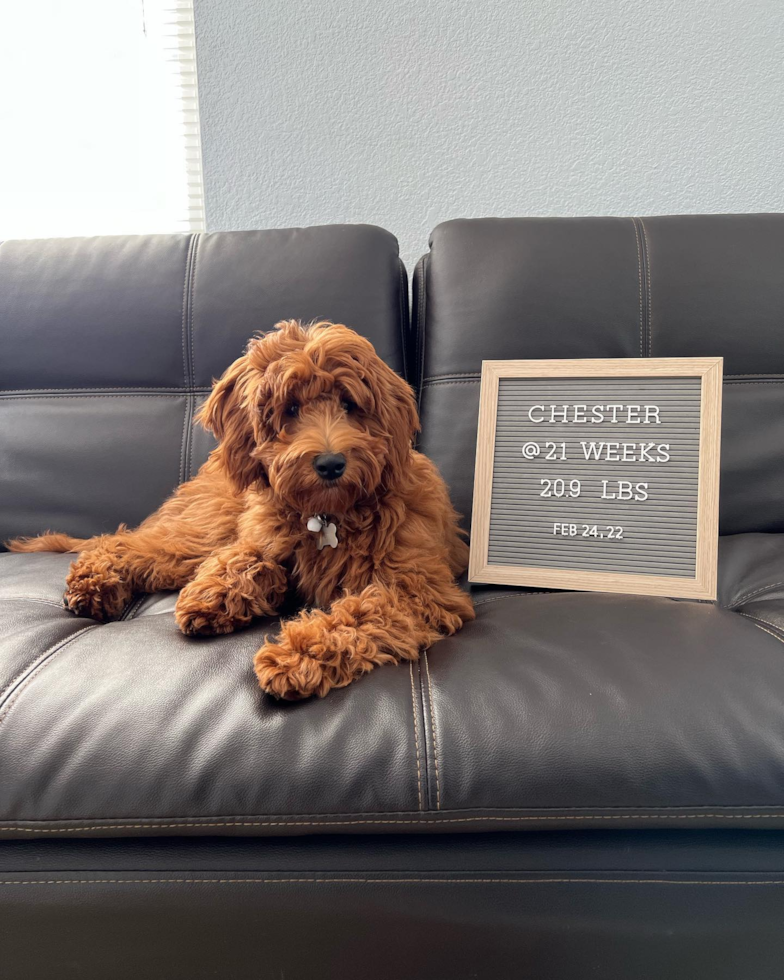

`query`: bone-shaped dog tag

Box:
[318,522,338,550]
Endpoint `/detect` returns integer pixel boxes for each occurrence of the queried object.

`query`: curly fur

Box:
[7,321,474,699]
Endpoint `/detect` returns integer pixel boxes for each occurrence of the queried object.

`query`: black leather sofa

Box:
[2,216,784,979]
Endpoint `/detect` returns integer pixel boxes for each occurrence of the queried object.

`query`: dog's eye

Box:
[341,398,356,414]
[285,403,300,418]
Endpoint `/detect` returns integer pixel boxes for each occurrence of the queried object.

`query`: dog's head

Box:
[196,320,419,515]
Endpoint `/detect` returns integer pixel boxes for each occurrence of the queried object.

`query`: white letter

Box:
[627,405,641,423]
[622,443,636,461]
[644,405,661,424]
[581,442,603,460]
[591,406,604,423]
[572,404,587,423]
[550,405,568,423]
[529,405,545,423]
[639,442,655,463]
[657,444,670,463]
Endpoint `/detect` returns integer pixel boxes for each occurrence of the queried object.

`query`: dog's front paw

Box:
[64,558,131,622]
[254,619,349,700]
[175,558,286,637]
[253,642,331,700]
[175,582,244,637]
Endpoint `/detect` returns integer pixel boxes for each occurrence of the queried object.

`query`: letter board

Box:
[469,358,723,599]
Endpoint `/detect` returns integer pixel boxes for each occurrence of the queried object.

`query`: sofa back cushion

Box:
[0,226,406,544]
[414,215,784,534]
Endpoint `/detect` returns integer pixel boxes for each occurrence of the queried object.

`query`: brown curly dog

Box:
[8,321,474,699]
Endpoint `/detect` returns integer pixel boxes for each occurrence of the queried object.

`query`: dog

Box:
[8,321,474,699]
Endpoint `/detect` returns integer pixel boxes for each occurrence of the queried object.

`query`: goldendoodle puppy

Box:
[8,320,474,699]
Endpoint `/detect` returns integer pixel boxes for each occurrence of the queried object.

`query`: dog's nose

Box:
[313,453,346,481]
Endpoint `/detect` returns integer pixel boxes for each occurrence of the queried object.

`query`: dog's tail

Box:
[5,532,87,553]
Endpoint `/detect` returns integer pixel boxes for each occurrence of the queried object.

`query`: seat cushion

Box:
[1,534,784,839]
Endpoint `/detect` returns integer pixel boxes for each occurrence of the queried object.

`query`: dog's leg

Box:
[62,464,247,622]
[174,545,288,636]
[63,529,205,622]
[254,577,475,700]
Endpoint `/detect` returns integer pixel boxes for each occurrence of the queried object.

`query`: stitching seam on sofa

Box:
[183,393,196,484]
[180,234,195,388]
[637,218,653,356]
[416,255,427,408]
[4,812,784,833]
[735,611,784,642]
[422,651,441,810]
[0,394,196,400]
[414,660,432,807]
[398,258,409,382]
[418,376,784,389]
[120,595,148,621]
[178,392,189,487]
[408,662,424,811]
[473,591,555,606]
[179,233,199,484]
[2,376,781,397]
[0,596,66,608]
[631,217,644,357]
[2,800,780,817]
[187,235,202,479]
[421,381,481,388]
[1,877,782,886]
[188,235,200,389]
[731,582,784,608]
[0,625,100,720]
[0,387,213,395]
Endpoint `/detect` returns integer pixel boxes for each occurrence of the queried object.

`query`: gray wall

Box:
[194,0,784,274]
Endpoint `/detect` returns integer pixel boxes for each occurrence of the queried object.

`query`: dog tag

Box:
[318,522,338,550]
[306,515,339,550]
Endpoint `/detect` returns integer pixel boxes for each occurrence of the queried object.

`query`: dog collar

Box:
[306,514,339,550]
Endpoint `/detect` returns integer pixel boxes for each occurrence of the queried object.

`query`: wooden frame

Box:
[468,357,723,600]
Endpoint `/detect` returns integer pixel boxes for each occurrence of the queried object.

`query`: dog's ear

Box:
[352,343,419,479]
[196,353,269,493]
[378,365,420,473]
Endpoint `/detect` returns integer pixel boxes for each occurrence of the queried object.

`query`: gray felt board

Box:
[487,376,701,576]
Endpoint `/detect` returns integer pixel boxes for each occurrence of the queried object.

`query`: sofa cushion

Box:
[2,533,784,838]
[414,215,784,534]
[0,226,407,545]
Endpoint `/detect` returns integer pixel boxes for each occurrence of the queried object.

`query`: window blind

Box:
[0,0,205,239]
